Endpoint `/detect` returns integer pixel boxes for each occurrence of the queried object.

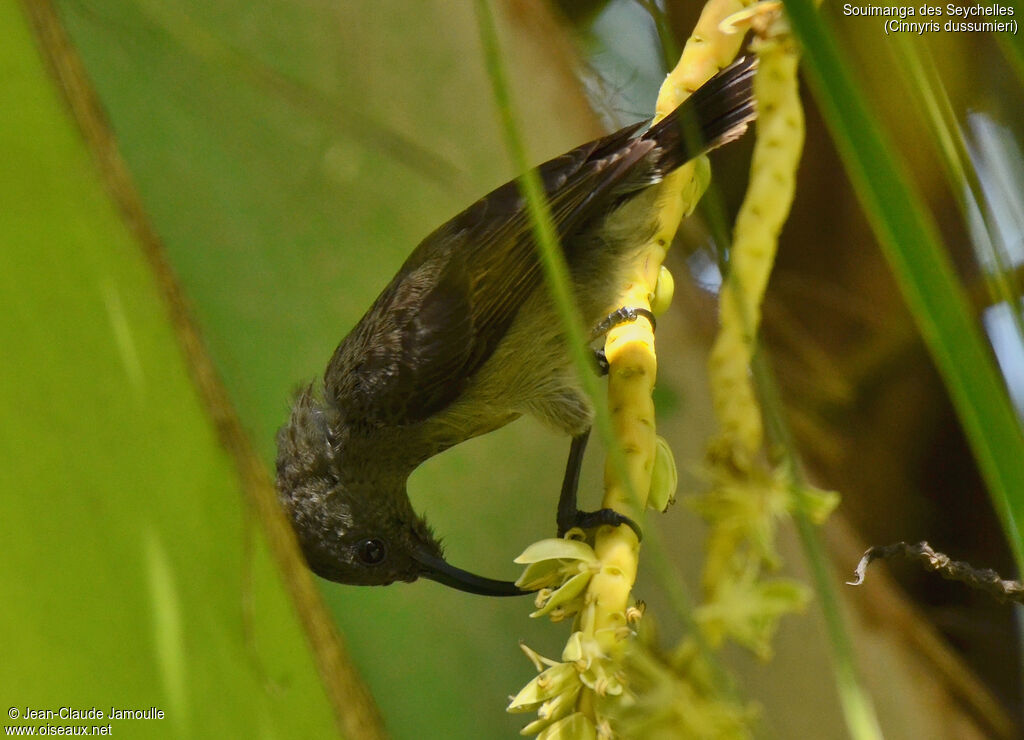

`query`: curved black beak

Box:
[411,548,528,597]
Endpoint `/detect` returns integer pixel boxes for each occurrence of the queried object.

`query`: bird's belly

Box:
[426,195,660,445]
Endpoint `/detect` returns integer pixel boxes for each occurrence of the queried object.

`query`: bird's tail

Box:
[645,55,758,174]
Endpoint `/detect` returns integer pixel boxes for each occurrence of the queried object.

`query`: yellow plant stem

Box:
[709,18,804,469]
[582,0,755,716]
[693,0,835,659]
[657,0,756,120]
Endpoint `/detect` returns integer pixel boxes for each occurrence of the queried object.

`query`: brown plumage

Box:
[276,56,757,595]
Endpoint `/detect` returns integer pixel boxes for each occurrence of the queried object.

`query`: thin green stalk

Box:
[634,0,680,71]
[891,38,1024,349]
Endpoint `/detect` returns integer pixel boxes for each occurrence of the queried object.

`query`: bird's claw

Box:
[589,306,657,342]
[558,508,643,542]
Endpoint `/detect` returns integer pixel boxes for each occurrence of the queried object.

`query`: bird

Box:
[276,55,757,596]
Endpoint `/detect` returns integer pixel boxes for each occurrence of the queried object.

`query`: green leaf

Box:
[0,1,339,735]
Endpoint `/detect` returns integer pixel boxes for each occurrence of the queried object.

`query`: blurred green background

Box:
[4,0,1023,737]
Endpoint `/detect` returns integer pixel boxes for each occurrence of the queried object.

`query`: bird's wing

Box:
[328,56,757,426]
[327,121,652,426]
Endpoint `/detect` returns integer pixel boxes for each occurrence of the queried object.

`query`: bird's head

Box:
[275,387,525,596]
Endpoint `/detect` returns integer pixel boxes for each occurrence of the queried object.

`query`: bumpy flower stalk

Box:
[708,10,804,471]
[693,7,841,658]
[511,3,766,736]
[509,6,758,739]
[587,0,756,658]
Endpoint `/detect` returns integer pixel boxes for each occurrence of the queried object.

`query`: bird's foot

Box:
[590,307,655,376]
[590,306,656,342]
[558,507,643,542]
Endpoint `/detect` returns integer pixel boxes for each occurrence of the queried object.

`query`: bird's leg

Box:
[557,430,590,537]
[556,429,643,540]
[557,312,657,542]
[555,307,656,540]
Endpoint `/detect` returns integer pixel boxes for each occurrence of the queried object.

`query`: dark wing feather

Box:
[327,57,757,426]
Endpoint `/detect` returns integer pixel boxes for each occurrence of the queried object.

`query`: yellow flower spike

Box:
[514,3,762,735]
[707,19,804,470]
[550,2,758,734]
[592,0,757,558]
[679,8,823,685]
[655,0,757,123]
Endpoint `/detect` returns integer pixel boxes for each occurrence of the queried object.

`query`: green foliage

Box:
[0,2,337,735]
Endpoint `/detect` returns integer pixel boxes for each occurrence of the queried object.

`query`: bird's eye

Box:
[356,538,387,566]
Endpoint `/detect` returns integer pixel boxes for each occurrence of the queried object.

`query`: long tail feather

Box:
[646,55,759,174]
